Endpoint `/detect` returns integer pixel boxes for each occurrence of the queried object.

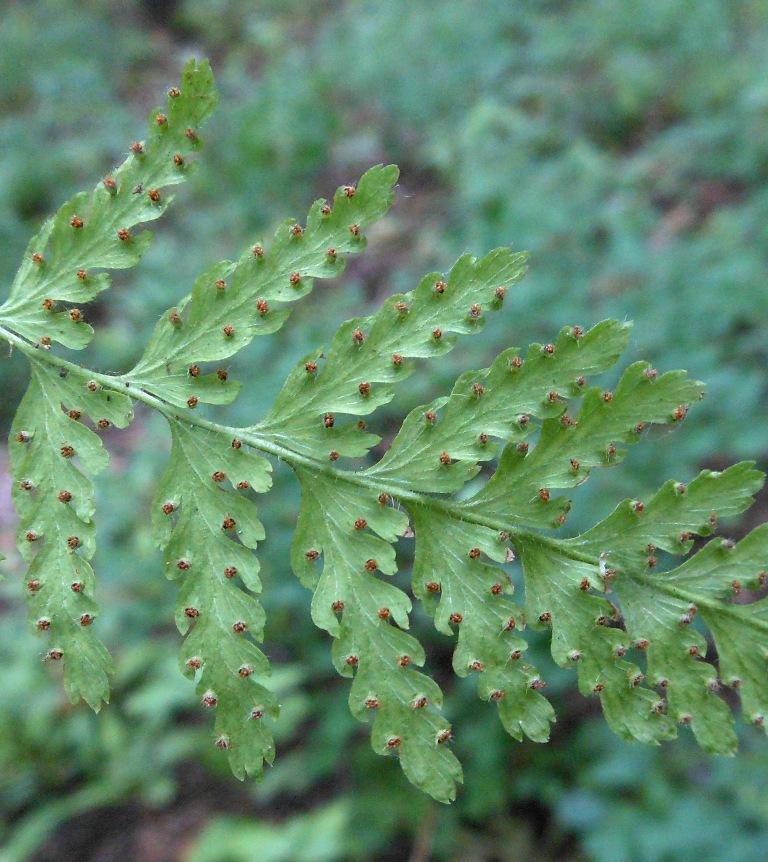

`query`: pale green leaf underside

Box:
[153,422,277,778]
[470,361,705,528]
[411,505,556,743]
[0,59,217,349]
[3,59,216,713]
[256,247,529,458]
[5,57,768,805]
[369,319,632,494]
[9,361,132,708]
[269,294,765,793]
[127,165,400,409]
[513,464,768,754]
[291,468,462,803]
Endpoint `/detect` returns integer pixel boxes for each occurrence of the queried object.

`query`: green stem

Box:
[0,321,600,569]
[3,321,758,633]
[628,570,768,635]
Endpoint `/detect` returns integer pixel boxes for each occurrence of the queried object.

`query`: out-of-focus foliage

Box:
[0,0,766,860]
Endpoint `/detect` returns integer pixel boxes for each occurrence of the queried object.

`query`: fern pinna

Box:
[1,61,767,802]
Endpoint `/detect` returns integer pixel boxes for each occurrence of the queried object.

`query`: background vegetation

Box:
[1,1,767,859]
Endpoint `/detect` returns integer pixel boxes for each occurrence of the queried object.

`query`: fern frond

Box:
[1,59,216,710]
[373,319,702,744]
[3,59,767,805]
[117,166,401,774]
[552,462,768,752]
[266,292,762,787]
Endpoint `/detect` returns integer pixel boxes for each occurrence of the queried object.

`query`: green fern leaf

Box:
[410,504,555,744]
[291,469,462,802]
[126,165,399,409]
[1,59,216,710]
[471,361,705,527]
[122,166,402,776]
[9,360,132,708]
[256,247,529,458]
[153,422,276,776]
[3,59,767,804]
[0,59,217,349]
[368,319,632,494]
[553,462,768,752]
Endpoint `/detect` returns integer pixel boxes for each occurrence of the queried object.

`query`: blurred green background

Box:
[1,1,767,860]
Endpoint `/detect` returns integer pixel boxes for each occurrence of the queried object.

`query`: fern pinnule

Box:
[470,361,705,528]
[411,506,556,745]
[0,59,217,349]
[292,470,462,802]
[256,247,529,459]
[127,164,399,409]
[368,319,632,495]
[154,425,277,777]
[10,360,133,707]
